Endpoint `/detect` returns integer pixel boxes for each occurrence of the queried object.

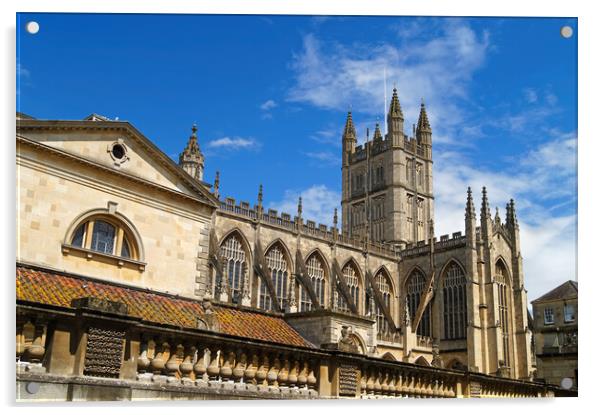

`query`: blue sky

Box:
[16,14,577,301]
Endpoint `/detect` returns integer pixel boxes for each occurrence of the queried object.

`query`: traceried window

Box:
[219,234,247,303]
[544,307,555,325]
[443,262,467,340]
[406,270,431,338]
[259,245,289,311]
[69,216,138,261]
[374,270,392,334]
[300,253,326,311]
[496,261,511,367]
[337,262,360,313]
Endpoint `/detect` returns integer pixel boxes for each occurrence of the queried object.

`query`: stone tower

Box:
[341,89,435,248]
[179,124,205,181]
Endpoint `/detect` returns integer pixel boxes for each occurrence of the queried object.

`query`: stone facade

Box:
[15,93,560,400]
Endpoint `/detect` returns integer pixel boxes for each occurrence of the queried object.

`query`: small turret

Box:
[179,123,205,181]
[387,88,404,147]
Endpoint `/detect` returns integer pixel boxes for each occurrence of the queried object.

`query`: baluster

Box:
[255,352,269,392]
[194,347,209,387]
[306,360,318,397]
[244,350,259,391]
[220,349,234,388]
[165,342,182,383]
[297,359,308,395]
[179,344,194,385]
[288,357,300,395]
[395,371,403,397]
[360,366,367,397]
[136,338,152,382]
[151,340,168,383]
[267,354,280,393]
[232,348,247,389]
[207,347,221,386]
[366,368,375,397]
[278,353,290,393]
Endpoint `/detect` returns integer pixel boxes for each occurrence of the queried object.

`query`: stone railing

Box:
[16,306,571,401]
[134,335,319,397]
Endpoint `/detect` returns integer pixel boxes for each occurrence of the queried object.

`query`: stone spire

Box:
[387,88,404,147]
[333,208,338,229]
[179,123,205,181]
[494,207,501,226]
[465,187,476,219]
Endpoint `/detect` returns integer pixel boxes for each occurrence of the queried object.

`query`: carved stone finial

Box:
[297,197,303,218]
[213,171,220,197]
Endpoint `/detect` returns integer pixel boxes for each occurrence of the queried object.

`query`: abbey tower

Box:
[341,89,435,248]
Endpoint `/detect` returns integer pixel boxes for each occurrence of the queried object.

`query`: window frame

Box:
[564,304,576,323]
[62,212,145,271]
[544,307,555,325]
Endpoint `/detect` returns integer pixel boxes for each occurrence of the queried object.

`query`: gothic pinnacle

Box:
[416,100,432,133]
[298,197,303,218]
[388,87,403,118]
[465,186,476,219]
[257,184,263,205]
[342,111,356,139]
[333,208,338,228]
[373,122,382,140]
[481,186,491,219]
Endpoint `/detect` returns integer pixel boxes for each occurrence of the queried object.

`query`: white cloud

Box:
[260,99,277,111]
[288,19,489,141]
[524,88,538,103]
[207,136,258,150]
[269,185,340,226]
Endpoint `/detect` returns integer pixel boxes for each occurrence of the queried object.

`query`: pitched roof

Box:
[532,280,578,304]
[16,265,313,348]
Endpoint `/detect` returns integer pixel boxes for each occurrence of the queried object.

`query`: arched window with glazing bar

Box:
[300,253,326,311]
[406,270,432,338]
[259,244,289,311]
[219,234,247,303]
[442,262,467,340]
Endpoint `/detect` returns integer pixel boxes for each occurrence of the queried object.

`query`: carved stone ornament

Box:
[338,326,359,353]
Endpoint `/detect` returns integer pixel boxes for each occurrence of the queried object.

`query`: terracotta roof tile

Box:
[16,266,313,348]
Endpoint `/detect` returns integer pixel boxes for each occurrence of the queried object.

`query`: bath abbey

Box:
[16,89,571,400]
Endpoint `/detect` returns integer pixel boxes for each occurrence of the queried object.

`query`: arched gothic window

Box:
[495,261,511,367]
[337,262,360,313]
[374,270,392,334]
[300,253,326,311]
[443,262,467,340]
[259,245,289,311]
[219,234,247,303]
[406,270,432,338]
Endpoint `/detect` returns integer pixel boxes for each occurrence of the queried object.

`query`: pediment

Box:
[17,119,217,207]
